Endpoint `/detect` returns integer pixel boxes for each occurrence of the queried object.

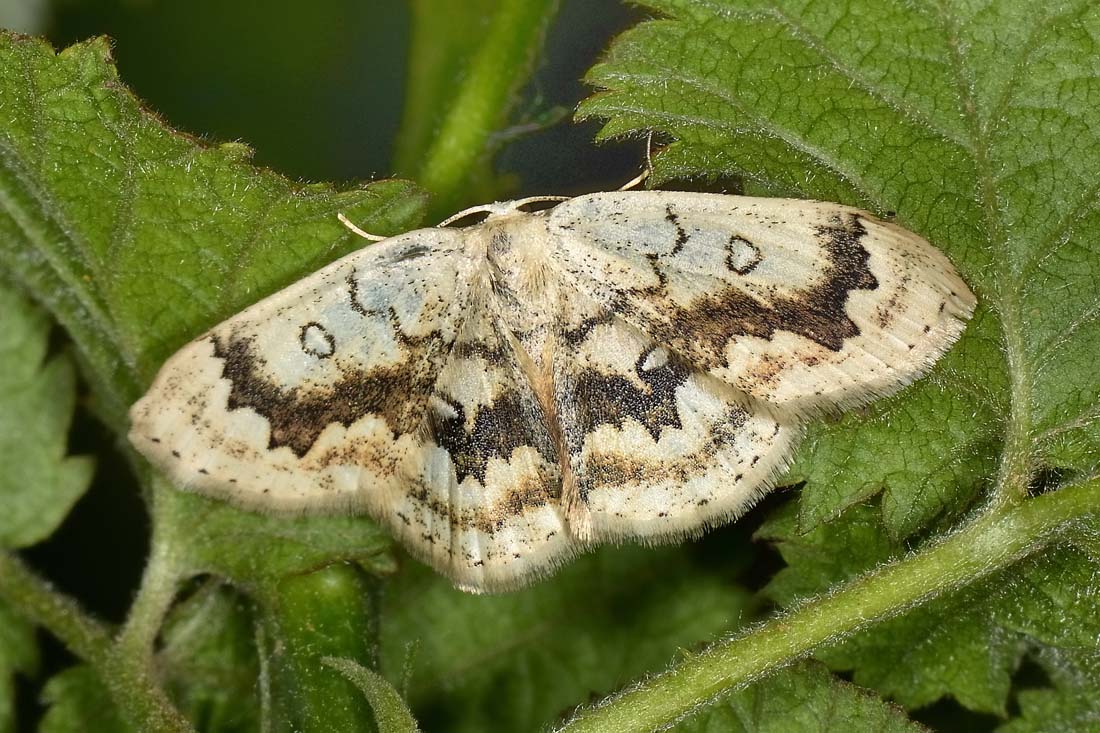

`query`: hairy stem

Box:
[99,649,195,733]
[0,551,111,663]
[558,479,1100,733]
[106,488,194,733]
[0,550,194,732]
[114,527,183,662]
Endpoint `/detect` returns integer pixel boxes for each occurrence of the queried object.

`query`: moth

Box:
[129,191,975,592]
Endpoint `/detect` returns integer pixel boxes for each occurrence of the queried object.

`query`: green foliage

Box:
[0,29,425,732]
[0,284,92,549]
[0,284,89,731]
[786,307,1005,537]
[581,0,1100,519]
[573,0,1100,727]
[381,546,753,732]
[322,656,420,733]
[0,1,1098,731]
[673,661,931,733]
[39,666,127,733]
[758,502,1100,714]
[0,601,37,733]
[158,583,260,733]
[999,651,1100,733]
[155,487,395,589]
[256,563,380,732]
[0,34,426,432]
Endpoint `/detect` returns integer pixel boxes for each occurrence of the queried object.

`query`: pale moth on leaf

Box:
[129,191,975,592]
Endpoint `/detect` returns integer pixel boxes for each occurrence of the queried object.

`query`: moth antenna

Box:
[338,212,387,242]
[511,195,572,210]
[618,131,655,191]
[438,204,497,228]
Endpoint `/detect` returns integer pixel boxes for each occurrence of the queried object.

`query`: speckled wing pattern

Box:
[129,191,975,592]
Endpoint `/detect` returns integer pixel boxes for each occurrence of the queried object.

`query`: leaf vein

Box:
[592,77,881,206]
[987,1,1097,141]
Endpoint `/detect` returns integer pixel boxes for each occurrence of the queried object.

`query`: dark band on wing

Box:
[560,310,616,347]
[452,338,511,362]
[645,212,879,366]
[562,346,692,454]
[211,332,446,457]
[428,390,557,485]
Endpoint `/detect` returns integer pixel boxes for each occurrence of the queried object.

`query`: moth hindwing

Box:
[129,191,975,592]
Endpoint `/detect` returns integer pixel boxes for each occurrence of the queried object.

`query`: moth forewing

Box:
[547,192,975,416]
[128,226,475,513]
[129,191,975,592]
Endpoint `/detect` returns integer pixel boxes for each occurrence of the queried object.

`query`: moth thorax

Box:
[485,219,558,332]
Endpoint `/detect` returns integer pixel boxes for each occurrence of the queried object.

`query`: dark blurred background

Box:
[9,0,642,193]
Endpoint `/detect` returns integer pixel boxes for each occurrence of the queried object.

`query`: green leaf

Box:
[755,501,898,609]
[321,656,420,733]
[560,482,1100,733]
[672,661,929,733]
[995,538,1100,731]
[759,503,1017,712]
[0,31,424,732]
[999,650,1100,733]
[39,666,129,733]
[578,1,1100,718]
[580,0,1100,533]
[758,501,1100,714]
[0,33,427,434]
[1001,688,1100,733]
[158,582,260,733]
[149,489,396,732]
[0,284,93,549]
[5,6,1100,733]
[0,600,37,733]
[156,487,395,588]
[787,307,1005,537]
[382,545,754,732]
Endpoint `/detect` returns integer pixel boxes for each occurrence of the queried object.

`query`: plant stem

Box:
[115,525,184,661]
[0,551,112,663]
[558,479,1100,733]
[99,650,195,733]
[255,563,383,732]
[106,489,194,733]
[414,0,559,217]
[0,550,195,731]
